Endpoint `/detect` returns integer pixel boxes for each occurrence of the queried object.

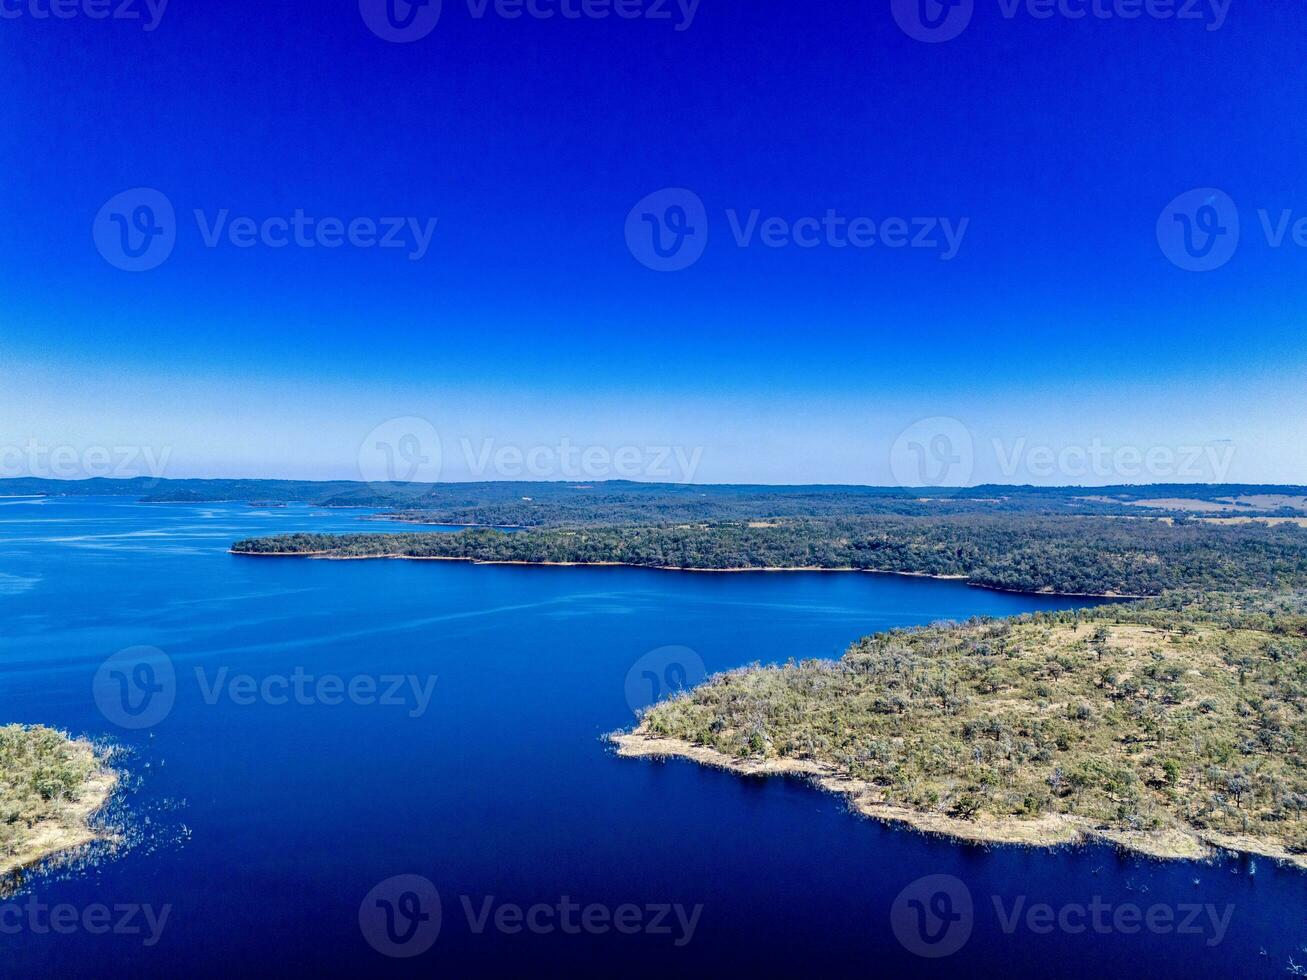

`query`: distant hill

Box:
[7,477,1307,526]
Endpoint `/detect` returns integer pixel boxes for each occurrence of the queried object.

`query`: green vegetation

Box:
[219,482,1307,860]
[0,726,112,875]
[8,476,1307,525]
[232,515,1307,596]
[228,492,1307,858]
[636,592,1307,856]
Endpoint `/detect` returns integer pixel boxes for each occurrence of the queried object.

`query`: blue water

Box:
[1,497,1303,978]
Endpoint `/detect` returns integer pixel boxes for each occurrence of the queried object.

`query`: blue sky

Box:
[2,0,1305,484]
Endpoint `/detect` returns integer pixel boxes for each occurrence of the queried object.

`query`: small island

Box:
[617,592,1307,867]
[0,725,117,878]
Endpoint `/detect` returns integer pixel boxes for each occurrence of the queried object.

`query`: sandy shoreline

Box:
[1,740,118,879]
[611,732,1307,869]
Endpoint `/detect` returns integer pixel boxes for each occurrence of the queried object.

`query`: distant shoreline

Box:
[227,549,1140,600]
[610,732,1307,870]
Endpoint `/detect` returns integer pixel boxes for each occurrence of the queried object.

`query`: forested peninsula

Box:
[228,489,1307,864]
[231,516,1307,598]
[619,592,1307,865]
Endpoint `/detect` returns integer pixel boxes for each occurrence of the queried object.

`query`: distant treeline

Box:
[231,516,1307,597]
[9,477,1307,525]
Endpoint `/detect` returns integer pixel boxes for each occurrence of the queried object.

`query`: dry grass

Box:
[634,596,1307,860]
[0,726,117,876]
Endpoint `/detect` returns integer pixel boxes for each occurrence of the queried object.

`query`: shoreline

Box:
[1,739,118,879]
[610,732,1307,870]
[228,549,1140,600]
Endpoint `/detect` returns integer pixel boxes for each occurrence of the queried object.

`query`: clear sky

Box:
[3,0,1305,485]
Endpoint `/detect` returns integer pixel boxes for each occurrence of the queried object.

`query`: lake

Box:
[1,496,1302,978]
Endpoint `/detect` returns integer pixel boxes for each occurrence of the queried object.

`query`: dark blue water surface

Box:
[1,497,1304,978]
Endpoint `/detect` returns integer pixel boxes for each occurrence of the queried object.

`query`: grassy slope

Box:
[634,593,1307,858]
[0,726,115,876]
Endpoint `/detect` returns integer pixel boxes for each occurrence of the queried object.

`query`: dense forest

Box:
[231,516,1307,597]
[216,485,1307,857]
